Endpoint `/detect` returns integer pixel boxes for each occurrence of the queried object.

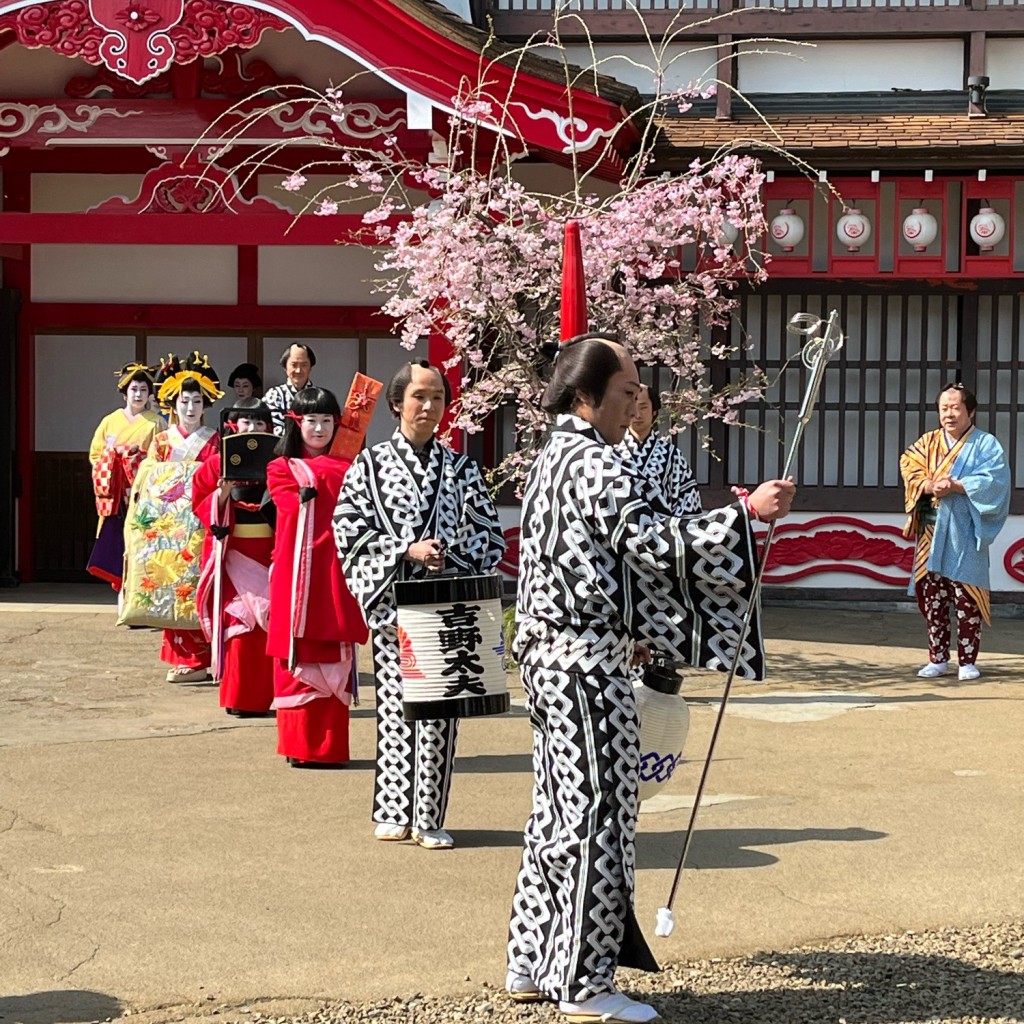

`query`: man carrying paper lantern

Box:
[504,222,796,1023]
[333,360,505,851]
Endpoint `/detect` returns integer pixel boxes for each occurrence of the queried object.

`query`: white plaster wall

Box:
[257,245,382,305]
[32,175,145,213]
[255,175,428,216]
[0,45,91,97]
[545,42,716,96]
[35,335,136,451]
[509,161,618,199]
[32,246,237,304]
[986,39,1024,89]
[737,39,964,93]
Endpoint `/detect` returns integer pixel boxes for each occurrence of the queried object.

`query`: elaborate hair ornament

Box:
[115,362,155,391]
[154,352,225,410]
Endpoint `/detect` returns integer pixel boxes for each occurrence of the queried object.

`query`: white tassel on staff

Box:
[655,308,845,939]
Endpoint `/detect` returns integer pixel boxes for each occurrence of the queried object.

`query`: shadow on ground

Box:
[451,825,887,870]
[0,990,123,1024]
[634,947,1024,1023]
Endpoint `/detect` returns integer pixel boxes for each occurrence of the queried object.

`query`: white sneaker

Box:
[412,827,454,850]
[374,823,411,842]
[917,662,952,679]
[558,991,660,1023]
[959,664,981,681]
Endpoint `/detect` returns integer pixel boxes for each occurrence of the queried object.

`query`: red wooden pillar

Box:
[2,171,33,581]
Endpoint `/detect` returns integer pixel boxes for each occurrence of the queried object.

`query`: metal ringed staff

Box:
[655,308,845,938]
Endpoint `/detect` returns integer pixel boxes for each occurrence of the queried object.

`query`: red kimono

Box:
[266,454,368,765]
[193,453,275,715]
[149,426,219,673]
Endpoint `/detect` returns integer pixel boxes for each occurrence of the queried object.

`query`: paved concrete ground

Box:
[1,586,1023,1024]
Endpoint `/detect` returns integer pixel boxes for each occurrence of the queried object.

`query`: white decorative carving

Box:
[0,103,142,139]
[507,102,618,154]
[266,101,407,141]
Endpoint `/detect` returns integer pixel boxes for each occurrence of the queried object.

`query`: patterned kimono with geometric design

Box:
[507,415,764,1004]
[618,429,702,516]
[900,425,1011,664]
[333,431,505,831]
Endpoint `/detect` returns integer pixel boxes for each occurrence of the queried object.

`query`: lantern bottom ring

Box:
[403,692,511,722]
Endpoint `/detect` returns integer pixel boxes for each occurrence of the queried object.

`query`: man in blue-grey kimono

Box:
[900,382,1011,682]
[506,334,795,1024]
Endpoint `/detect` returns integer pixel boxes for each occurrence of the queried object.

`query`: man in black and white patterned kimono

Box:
[264,343,316,436]
[619,383,702,516]
[333,361,505,851]
[506,336,794,1024]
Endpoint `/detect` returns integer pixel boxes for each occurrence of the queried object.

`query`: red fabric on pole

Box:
[560,220,588,342]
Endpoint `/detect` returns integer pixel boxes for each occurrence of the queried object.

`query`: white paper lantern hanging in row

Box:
[835,206,871,253]
[902,207,939,252]
[769,206,804,251]
[969,205,1006,252]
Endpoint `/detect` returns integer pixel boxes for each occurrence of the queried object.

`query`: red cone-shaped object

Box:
[560,220,588,342]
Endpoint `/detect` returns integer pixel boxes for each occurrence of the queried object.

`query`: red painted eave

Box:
[259,0,642,177]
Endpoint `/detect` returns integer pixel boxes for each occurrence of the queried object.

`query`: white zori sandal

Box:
[558,991,660,1023]
[505,972,545,1003]
[374,823,411,842]
[412,827,454,850]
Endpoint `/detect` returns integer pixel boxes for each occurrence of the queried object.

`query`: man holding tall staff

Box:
[505,334,795,1023]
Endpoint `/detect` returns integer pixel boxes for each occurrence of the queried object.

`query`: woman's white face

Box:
[125,380,150,414]
[299,413,335,452]
[176,391,204,429]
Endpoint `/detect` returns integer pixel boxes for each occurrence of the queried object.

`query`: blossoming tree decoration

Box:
[198,26,778,489]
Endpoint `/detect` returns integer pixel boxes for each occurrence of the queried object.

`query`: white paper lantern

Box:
[902,207,938,252]
[836,206,871,252]
[718,219,739,247]
[394,574,509,722]
[769,207,804,252]
[969,206,1005,252]
[635,660,690,802]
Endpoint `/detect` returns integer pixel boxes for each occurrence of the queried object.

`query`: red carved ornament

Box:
[0,0,287,85]
[1004,538,1024,585]
[755,515,915,586]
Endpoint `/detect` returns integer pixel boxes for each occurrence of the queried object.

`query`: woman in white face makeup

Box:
[263,387,369,769]
[87,363,165,589]
[122,353,223,683]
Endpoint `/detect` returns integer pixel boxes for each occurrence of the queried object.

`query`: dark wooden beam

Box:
[492,8,1024,41]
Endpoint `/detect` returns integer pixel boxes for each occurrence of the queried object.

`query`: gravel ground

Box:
[226,921,1024,1024]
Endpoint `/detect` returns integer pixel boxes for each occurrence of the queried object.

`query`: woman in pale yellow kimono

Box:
[87,363,164,588]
